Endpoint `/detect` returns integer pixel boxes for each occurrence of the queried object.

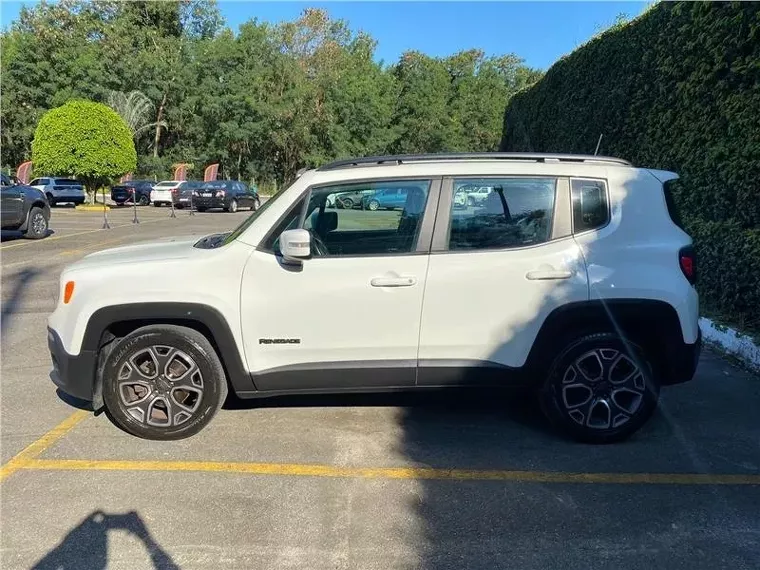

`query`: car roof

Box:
[317,153,632,171]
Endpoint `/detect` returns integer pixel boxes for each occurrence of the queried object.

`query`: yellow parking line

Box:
[18,458,760,485]
[0,411,89,483]
[0,218,165,250]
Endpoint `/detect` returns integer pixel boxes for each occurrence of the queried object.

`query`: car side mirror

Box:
[279,229,310,264]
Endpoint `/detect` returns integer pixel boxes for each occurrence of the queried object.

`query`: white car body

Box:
[150,181,182,205]
[48,153,701,441]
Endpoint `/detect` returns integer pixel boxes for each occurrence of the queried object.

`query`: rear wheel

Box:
[153,202,161,207]
[45,193,56,207]
[367,199,380,211]
[102,325,227,440]
[138,195,150,206]
[340,197,354,209]
[23,206,48,239]
[539,333,659,444]
[253,197,260,211]
[196,207,207,213]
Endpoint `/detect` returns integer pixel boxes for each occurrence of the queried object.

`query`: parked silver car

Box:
[29,177,86,206]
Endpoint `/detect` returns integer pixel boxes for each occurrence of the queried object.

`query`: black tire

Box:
[196,207,207,213]
[340,197,354,209]
[539,333,659,444]
[153,202,161,207]
[23,206,48,239]
[253,197,260,211]
[138,195,150,206]
[45,193,56,207]
[225,199,238,213]
[367,199,380,211]
[102,325,228,440]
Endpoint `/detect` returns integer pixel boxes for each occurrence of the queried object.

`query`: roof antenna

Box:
[594,134,603,156]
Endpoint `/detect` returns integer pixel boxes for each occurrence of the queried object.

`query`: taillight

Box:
[679,246,696,284]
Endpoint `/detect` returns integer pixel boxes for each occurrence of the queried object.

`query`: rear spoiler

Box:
[647,169,679,184]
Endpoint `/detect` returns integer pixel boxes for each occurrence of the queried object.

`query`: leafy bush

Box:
[501,1,760,331]
[32,99,136,198]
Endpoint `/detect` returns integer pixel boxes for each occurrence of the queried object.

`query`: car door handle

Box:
[525,269,573,280]
[371,276,417,287]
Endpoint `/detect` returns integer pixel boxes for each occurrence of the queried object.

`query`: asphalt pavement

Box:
[1,205,759,569]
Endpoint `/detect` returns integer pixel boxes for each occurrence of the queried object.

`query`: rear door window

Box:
[448,178,557,250]
[571,179,609,232]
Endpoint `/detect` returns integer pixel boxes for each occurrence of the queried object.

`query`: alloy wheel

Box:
[31,211,47,235]
[560,348,646,429]
[117,345,204,428]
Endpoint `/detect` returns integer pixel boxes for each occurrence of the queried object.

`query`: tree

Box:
[32,99,137,201]
[107,90,168,147]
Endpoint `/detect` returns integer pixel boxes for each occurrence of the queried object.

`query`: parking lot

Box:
[1,205,759,569]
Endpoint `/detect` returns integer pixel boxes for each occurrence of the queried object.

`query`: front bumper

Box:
[48,327,97,401]
[662,330,702,385]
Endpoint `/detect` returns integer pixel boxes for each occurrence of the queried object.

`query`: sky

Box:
[0,1,649,70]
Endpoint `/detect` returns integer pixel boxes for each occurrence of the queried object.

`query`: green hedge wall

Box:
[501,1,760,332]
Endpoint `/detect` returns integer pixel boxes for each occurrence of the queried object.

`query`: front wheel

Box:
[153,202,161,207]
[367,199,380,211]
[102,325,227,440]
[226,199,238,213]
[340,197,354,209]
[539,333,659,444]
[23,206,48,239]
[138,195,150,206]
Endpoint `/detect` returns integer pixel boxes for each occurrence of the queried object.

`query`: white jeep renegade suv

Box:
[48,153,701,443]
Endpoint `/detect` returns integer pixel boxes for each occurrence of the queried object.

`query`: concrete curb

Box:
[699,317,760,373]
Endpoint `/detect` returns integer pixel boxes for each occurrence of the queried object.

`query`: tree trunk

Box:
[237,149,242,180]
[153,92,168,158]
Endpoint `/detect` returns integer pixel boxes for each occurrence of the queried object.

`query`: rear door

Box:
[417,176,589,385]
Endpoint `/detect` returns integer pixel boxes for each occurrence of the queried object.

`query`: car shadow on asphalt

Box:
[32,510,179,570]
[1,229,55,242]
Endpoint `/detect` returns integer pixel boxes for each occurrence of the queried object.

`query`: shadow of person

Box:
[32,511,179,570]
[1,268,40,336]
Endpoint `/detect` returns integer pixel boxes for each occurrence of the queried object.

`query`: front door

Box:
[417,176,589,385]
[1,187,24,228]
[240,178,440,392]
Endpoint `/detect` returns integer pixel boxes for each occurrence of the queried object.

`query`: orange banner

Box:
[173,164,188,181]
[203,163,219,182]
[16,161,32,184]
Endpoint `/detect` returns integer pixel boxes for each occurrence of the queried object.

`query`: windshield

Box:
[218,189,289,247]
[54,179,80,185]
[154,182,178,188]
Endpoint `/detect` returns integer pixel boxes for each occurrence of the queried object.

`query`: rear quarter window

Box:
[571,179,609,233]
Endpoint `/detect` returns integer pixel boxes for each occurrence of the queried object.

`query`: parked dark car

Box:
[111,180,155,206]
[193,180,260,213]
[1,173,51,239]
[178,181,204,208]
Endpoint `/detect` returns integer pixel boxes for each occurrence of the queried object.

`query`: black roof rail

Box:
[317,153,632,171]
